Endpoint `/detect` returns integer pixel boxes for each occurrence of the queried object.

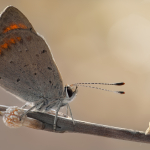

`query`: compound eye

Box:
[67,86,73,97]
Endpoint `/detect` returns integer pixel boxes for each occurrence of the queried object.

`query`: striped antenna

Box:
[70,82,125,94]
[74,82,125,86]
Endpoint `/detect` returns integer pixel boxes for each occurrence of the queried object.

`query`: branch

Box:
[0,105,150,143]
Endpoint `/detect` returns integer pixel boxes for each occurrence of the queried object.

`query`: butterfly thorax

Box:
[33,84,78,112]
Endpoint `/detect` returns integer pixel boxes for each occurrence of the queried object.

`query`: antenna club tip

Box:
[115,82,125,86]
[118,91,125,94]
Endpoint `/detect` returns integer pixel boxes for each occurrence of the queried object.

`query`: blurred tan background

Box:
[0,0,150,149]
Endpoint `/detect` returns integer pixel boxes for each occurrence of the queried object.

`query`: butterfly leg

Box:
[21,102,30,109]
[67,104,75,125]
[66,104,69,116]
[20,100,45,121]
[53,100,62,131]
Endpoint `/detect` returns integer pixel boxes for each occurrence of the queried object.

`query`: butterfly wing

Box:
[0,6,36,34]
[0,6,64,102]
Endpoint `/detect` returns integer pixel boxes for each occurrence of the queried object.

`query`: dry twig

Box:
[0,105,150,143]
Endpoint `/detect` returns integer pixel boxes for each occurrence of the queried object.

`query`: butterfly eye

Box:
[67,86,73,97]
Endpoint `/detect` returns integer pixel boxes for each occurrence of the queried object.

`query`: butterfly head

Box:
[62,84,78,105]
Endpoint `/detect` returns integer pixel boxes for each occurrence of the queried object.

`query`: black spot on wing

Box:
[17,78,20,82]
[48,67,52,70]
[41,50,47,54]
